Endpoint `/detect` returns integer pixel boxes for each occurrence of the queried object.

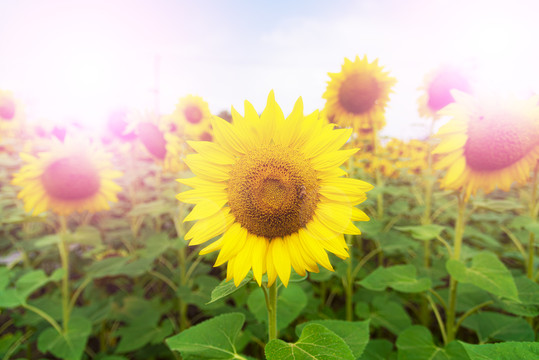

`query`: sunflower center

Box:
[0,97,15,120]
[427,71,470,112]
[41,156,100,200]
[138,122,167,159]
[184,106,203,124]
[464,112,538,171]
[338,73,380,114]
[228,145,319,238]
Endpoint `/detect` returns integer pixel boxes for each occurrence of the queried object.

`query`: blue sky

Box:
[1,0,538,139]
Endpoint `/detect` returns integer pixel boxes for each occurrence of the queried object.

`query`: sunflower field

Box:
[1,31,539,360]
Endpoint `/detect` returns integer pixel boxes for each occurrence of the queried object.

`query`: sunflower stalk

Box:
[420,118,435,326]
[57,215,70,333]
[173,186,192,331]
[527,162,538,280]
[445,192,467,343]
[345,255,354,321]
[263,282,278,341]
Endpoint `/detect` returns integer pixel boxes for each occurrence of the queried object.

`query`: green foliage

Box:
[396,326,467,360]
[459,342,539,359]
[265,323,354,360]
[1,120,538,359]
[166,313,246,359]
[295,320,370,358]
[37,316,92,360]
[359,264,431,293]
[395,224,446,241]
[461,312,534,342]
[247,283,307,331]
[446,251,519,301]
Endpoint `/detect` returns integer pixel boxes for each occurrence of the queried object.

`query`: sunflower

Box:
[172,95,213,141]
[433,91,539,198]
[12,137,123,215]
[133,111,186,173]
[418,65,472,118]
[0,89,25,136]
[322,55,396,134]
[177,92,373,287]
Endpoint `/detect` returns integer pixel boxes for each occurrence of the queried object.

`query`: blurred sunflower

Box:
[177,92,373,287]
[0,89,25,136]
[356,151,398,179]
[135,112,185,173]
[12,137,122,215]
[323,55,396,134]
[418,65,471,118]
[173,95,213,141]
[433,92,539,198]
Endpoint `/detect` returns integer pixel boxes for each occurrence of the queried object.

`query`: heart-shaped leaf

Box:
[37,316,92,360]
[459,341,539,359]
[295,320,370,359]
[359,264,431,293]
[166,312,245,359]
[446,252,519,301]
[265,323,354,360]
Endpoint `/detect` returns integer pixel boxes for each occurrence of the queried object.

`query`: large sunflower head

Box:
[433,91,539,198]
[418,65,472,118]
[322,55,396,135]
[12,137,123,215]
[0,89,25,136]
[177,91,373,287]
[172,95,213,141]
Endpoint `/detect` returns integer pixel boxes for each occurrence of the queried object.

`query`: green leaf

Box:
[85,256,142,279]
[166,312,245,359]
[296,320,370,359]
[472,199,525,212]
[359,265,431,293]
[309,267,335,282]
[395,224,445,241]
[0,331,23,358]
[446,252,519,301]
[525,221,539,237]
[115,321,173,353]
[0,269,64,308]
[396,326,467,360]
[265,323,354,360]
[360,339,393,360]
[208,274,253,304]
[137,233,173,259]
[0,267,11,290]
[111,297,160,326]
[461,312,534,342]
[502,276,539,316]
[66,226,102,246]
[459,341,539,360]
[247,283,307,331]
[37,316,92,360]
[33,234,60,248]
[356,297,411,335]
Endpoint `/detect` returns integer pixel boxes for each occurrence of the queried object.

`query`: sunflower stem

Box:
[57,216,70,333]
[420,118,435,327]
[175,193,189,331]
[265,282,278,342]
[345,255,354,321]
[445,192,467,344]
[371,121,384,220]
[527,162,538,280]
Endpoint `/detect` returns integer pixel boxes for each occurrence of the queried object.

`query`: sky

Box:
[1,0,538,140]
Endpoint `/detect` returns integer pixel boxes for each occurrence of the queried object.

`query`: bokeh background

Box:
[2,0,538,139]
